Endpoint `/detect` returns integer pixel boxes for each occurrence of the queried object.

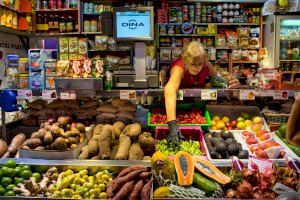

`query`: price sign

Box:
[60,91,76,100]
[176,90,183,100]
[273,90,289,100]
[42,90,57,100]
[259,90,274,97]
[120,90,136,100]
[294,92,300,100]
[239,90,256,100]
[201,89,217,100]
[17,89,32,99]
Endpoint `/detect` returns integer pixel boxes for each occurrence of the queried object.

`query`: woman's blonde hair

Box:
[182,41,206,68]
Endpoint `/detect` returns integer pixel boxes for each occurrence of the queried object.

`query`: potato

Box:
[35,146,45,151]
[44,131,53,144]
[31,132,45,140]
[8,133,26,154]
[44,124,52,131]
[75,123,86,133]
[114,134,131,160]
[23,138,42,149]
[87,140,98,156]
[127,123,142,138]
[58,116,68,127]
[78,150,89,159]
[81,146,88,152]
[50,124,61,138]
[0,139,8,157]
[70,144,78,150]
[51,137,67,151]
[69,137,79,144]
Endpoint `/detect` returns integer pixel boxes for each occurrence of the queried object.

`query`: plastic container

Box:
[148,103,211,131]
[155,126,208,156]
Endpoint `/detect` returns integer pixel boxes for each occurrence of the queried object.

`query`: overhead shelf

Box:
[0,4,25,14]
[157,22,260,26]
[35,8,78,12]
[187,0,267,3]
[0,25,31,36]
[160,34,215,37]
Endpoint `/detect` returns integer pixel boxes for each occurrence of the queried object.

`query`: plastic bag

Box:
[225,30,238,48]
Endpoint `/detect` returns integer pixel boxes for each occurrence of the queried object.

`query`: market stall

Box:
[0,0,300,199]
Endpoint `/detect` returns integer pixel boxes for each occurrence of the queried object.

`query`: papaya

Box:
[174,151,194,186]
[193,156,231,185]
[193,172,219,195]
[151,151,175,181]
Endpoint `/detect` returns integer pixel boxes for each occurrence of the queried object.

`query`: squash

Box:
[193,156,231,184]
[174,151,194,186]
[151,151,175,181]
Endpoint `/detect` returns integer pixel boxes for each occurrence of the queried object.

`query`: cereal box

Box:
[59,53,69,61]
[79,38,88,54]
[46,76,55,89]
[59,37,69,53]
[69,37,78,53]
[69,53,78,60]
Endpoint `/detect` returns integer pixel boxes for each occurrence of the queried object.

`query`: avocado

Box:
[225,138,236,146]
[220,152,229,159]
[238,150,249,159]
[221,131,233,140]
[210,137,219,146]
[211,132,220,138]
[228,143,240,156]
[215,141,227,153]
[210,151,221,159]
[238,143,242,151]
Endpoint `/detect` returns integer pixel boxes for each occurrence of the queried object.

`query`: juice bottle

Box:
[43,14,49,32]
[59,16,66,33]
[48,15,53,32]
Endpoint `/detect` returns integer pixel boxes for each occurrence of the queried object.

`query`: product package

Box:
[29,72,44,89]
[59,37,69,53]
[92,58,105,78]
[69,37,79,53]
[160,49,172,61]
[56,60,70,77]
[95,35,108,50]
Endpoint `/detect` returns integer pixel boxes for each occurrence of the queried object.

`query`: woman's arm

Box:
[206,60,218,77]
[164,66,184,122]
[286,94,300,146]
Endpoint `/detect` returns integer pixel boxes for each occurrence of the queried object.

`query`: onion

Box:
[237,181,253,199]
[226,189,236,198]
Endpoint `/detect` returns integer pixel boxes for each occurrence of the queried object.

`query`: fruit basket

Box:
[148,103,211,131]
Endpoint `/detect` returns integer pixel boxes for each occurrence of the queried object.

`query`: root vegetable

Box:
[75,123,85,133]
[23,138,42,149]
[58,116,69,127]
[50,124,61,138]
[51,137,67,151]
[106,181,114,199]
[140,172,151,180]
[70,144,78,150]
[129,180,144,200]
[114,135,131,160]
[97,103,117,113]
[44,131,53,144]
[68,137,79,144]
[116,111,134,120]
[35,146,45,150]
[31,132,45,140]
[78,150,89,159]
[116,165,147,178]
[0,139,8,157]
[87,140,99,156]
[112,169,146,192]
[8,133,26,154]
[111,97,126,107]
[14,151,19,158]
[141,177,154,200]
[113,121,126,132]
[93,124,104,136]
[129,143,144,160]
[98,140,110,159]
[127,124,142,138]
[91,154,101,160]
[138,132,155,152]
[112,181,134,200]
[22,146,30,150]
[1,151,11,158]
[142,156,152,160]
[110,144,119,160]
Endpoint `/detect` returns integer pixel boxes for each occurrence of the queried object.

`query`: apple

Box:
[253,116,262,124]
[230,120,238,128]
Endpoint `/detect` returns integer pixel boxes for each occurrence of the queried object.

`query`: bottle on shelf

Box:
[43,14,49,33]
[57,0,63,9]
[37,14,42,33]
[49,0,54,10]
[292,62,298,71]
[64,0,70,9]
[53,15,59,33]
[287,41,293,60]
[42,0,48,10]
[59,16,66,33]
[66,16,74,32]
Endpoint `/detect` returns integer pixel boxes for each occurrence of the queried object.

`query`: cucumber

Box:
[193,172,219,194]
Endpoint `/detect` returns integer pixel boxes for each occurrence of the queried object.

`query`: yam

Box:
[113,122,126,138]
[44,131,53,144]
[35,146,45,151]
[70,144,78,150]
[87,140,99,156]
[103,125,115,140]
[127,124,142,138]
[58,116,69,127]
[110,144,119,160]
[114,135,131,160]
[1,151,11,158]
[81,100,99,108]
[97,103,117,113]
[31,132,45,140]
[111,97,126,107]
[78,150,89,159]
[118,103,136,112]
[98,140,110,159]
[129,143,144,160]
[51,137,67,151]
[0,139,8,157]
[93,124,104,136]
[21,145,30,150]
[8,133,26,154]
[14,151,19,158]
[81,146,88,152]
[96,113,116,120]
[116,111,134,120]
[23,138,42,149]
[75,123,86,133]
[91,154,101,160]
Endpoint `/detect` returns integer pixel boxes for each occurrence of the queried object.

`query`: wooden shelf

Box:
[0,25,31,36]
[233,61,258,64]
[160,34,214,37]
[157,22,260,26]
[0,4,25,14]
[280,60,300,62]
[33,32,80,37]
[36,8,78,12]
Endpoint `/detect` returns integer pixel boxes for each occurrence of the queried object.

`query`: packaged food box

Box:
[59,37,69,53]
[78,54,87,60]
[69,53,78,60]
[45,59,56,76]
[69,37,78,53]
[56,60,70,77]
[79,38,88,54]
[19,74,29,89]
[29,71,44,89]
[46,76,55,89]
[18,58,29,73]
[92,58,105,78]
[29,49,43,71]
[59,53,69,61]
[69,60,92,78]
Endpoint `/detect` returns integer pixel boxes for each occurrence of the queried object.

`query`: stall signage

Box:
[120,90,136,100]
[239,90,256,100]
[201,89,217,100]
[42,90,57,100]
[273,90,289,100]
[60,91,76,99]
[17,89,32,99]
[176,90,183,100]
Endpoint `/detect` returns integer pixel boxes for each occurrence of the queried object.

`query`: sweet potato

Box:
[44,131,53,144]
[127,123,142,138]
[0,139,8,157]
[111,97,126,107]
[98,140,110,159]
[8,133,26,154]
[106,181,115,199]
[116,165,147,179]
[141,177,154,200]
[31,132,45,140]
[129,180,144,200]
[93,124,104,136]
[114,135,131,160]
[23,138,42,149]
[110,144,119,160]
[78,150,89,159]
[118,103,136,112]
[116,111,134,120]
[129,143,144,160]
[139,172,151,180]
[96,103,117,113]
[96,113,116,119]
[87,140,98,156]
[35,146,45,151]
[91,154,101,160]
[14,151,19,158]
[1,152,11,158]
[112,169,146,192]
[112,181,134,200]
[21,145,30,150]
[51,137,67,151]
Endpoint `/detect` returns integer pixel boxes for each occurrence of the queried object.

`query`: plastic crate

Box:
[148,103,211,131]
[155,126,208,156]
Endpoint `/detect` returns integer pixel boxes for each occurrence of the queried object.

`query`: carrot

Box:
[128,180,144,200]
[116,165,147,178]
[112,181,134,200]
[140,172,151,180]
[112,169,146,192]
[141,177,154,200]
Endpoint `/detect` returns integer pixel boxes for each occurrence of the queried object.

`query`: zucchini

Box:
[193,172,219,195]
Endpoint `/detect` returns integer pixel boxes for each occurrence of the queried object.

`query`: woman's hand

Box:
[228,76,241,89]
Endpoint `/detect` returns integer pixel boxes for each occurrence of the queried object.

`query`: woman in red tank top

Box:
[165,41,240,147]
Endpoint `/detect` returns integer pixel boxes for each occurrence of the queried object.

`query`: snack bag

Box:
[225,30,238,48]
[92,58,105,78]
[215,31,226,48]
[56,60,70,77]
[69,60,82,78]
[82,59,92,78]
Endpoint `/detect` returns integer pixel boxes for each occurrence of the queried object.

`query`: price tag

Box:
[17,89,32,99]
[60,91,76,100]
[42,90,57,100]
[294,92,300,100]
[273,90,289,100]
[176,90,183,100]
[259,90,274,97]
[239,90,256,100]
[120,90,136,100]
[201,89,217,100]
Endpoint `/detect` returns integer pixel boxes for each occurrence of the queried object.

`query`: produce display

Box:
[0,134,26,158]
[204,131,249,159]
[156,139,202,156]
[275,124,300,157]
[20,116,86,151]
[210,114,265,131]
[78,122,154,160]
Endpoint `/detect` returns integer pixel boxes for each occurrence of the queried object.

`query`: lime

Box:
[4,160,16,169]
[33,165,48,174]
[4,191,15,196]
[5,168,15,178]
[14,177,25,185]
[32,173,41,182]
[14,167,22,177]
[6,184,16,191]
[241,113,251,120]
[1,167,8,174]
[0,170,3,180]
[21,170,32,180]
[1,177,13,187]
[0,185,5,195]
[21,165,31,171]
[275,130,281,138]
[278,124,286,138]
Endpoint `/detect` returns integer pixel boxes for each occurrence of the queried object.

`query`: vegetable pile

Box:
[156,139,202,156]
[150,108,206,124]
[0,134,26,158]
[106,165,153,200]
[20,116,86,151]
[78,122,155,160]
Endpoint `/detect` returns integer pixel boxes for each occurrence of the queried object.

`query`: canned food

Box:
[206,6,212,14]
[175,25,181,34]
[183,14,189,22]
[89,3,94,14]
[84,3,89,13]
[195,3,201,9]
[94,5,98,14]
[189,5,195,14]
[190,15,195,23]
[195,16,201,23]
[201,6,206,15]
[217,13,222,23]
[195,11,201,16]
[201,16,206,23]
